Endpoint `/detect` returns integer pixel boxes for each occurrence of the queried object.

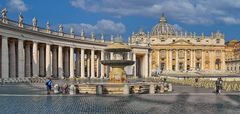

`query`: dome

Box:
[151,14,177,35]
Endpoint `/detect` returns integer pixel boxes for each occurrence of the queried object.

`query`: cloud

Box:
[70,0,240,25]
[63,19,126,37]
[219,17,240,24]
[8,0,27,12]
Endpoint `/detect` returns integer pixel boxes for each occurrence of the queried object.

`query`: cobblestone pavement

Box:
[0,84,240,114]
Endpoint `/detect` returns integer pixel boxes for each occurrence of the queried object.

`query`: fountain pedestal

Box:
[109,67,126,83]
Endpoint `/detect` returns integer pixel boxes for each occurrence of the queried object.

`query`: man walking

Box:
[46,78,52,94]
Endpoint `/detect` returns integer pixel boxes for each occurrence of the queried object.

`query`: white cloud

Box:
[219,17,240,24]
[70,0,240,25]
[63,19,126,36]
[8,0,27,12]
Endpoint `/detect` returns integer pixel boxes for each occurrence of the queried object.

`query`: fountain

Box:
[75,38,172,95]
[101,38,134,83]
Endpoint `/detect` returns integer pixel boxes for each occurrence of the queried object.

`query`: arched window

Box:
[216,39,220,44]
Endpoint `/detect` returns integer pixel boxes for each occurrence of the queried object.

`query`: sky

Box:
[0,0,240,42]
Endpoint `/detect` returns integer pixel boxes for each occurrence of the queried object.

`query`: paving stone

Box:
[0,84,240,114]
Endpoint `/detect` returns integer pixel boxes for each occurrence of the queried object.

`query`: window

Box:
[206,40,209,43]
[173,40,175,42]
[161,40,165,42]
[187,40,190,42]
[216,39,220,44]
[197,38,200,42]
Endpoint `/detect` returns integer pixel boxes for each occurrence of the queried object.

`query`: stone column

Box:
[210,50,215,70]
[9,40,16,78]
[81,49,85,78]
[96,53,99,78]
[221,50,226,71]
[184,50,187,71]
[1,36,9,79]
[190,50,193,70]
[58,46,63,78]
[193,50,196,70]
[45,44,51,77]
[18,39,24,78]
[69,47,74,78]
[149,51,152,77]
[157,50,160,68]
[100,50,104,78]
[110,52,113,71]
[169,50,172,71]
[52,46,58,78]
[91,49,95,78]
[166,50,169,71]
[25,42,31,77]
[32,42,39,77]
[133,53,137,78]
[64,48,69,78]
[144,53,148,78]
[76,49,80,77]
[201,50,205,70]
[175,50,179,71]
[87,53,90,78]
[39,44,45,76]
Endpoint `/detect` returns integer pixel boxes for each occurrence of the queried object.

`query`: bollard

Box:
[168,83,173,92]
[123,84,129,95]
[149,84,155,94]
[53,84,60,94]
[69,84,76,95]
[160,84,164,93]
[96,85,103,95]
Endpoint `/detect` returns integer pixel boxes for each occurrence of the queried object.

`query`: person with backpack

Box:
[46,78,52,95]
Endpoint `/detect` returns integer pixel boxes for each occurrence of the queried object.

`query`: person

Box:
[46,78,52,94]
[215,78,219,94]
[218,77,223,94]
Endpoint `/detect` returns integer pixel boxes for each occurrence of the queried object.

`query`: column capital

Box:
[25,41,32,45]
[32,41,38,44]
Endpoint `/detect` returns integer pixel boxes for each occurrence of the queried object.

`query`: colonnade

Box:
[0,36,109,79]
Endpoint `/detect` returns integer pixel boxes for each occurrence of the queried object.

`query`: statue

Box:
[81,29,85,39]
[147,31,150,38]
[91,32,95,39]
[202,33,205,38]
[46,21,50,33]
[101,33,104,40]
[128,37,131,44]
[1,8,7,23]
[184,32,187,37]
[32,17,37,27]
[70,27,74,34]
[111,35,113,41]
[190,32,192,38]
[18,13,23,27]
[58,24,63,33]
[193,32,196,38]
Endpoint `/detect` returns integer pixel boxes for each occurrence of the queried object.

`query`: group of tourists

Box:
[45,78,72,95]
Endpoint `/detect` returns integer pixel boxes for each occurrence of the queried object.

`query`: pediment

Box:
[169,39,194,46]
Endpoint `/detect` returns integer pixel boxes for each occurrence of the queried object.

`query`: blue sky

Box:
[0,0,240,42]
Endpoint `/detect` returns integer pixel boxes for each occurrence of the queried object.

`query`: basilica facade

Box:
[0,9,228,81]
[130,15,226,74]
